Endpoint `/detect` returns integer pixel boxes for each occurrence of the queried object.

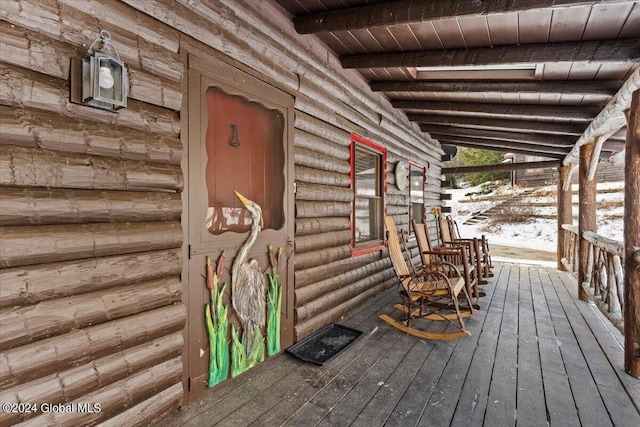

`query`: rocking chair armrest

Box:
[419,261,463,278]
[451,238,478,243]
[398,272,428,282]
[443,241,471,247]
[422,248,462,256]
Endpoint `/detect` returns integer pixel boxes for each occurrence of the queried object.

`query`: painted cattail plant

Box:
[266,245,283,356]
[204,253,229,387]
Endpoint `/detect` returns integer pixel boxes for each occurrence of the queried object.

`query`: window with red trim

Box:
[351,134,386,251]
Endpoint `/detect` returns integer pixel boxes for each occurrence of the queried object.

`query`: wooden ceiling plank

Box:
[548,6,592,42]
[517,9,552,44]
[391,100,601,121]
[486,12,519,46]
[408,22,445,50]
[407,114,587,136]
[458,15,491,48]
[541,62,573,80]
[582,2,635,41]
[292,0,603,34]
[340,38,640,69]
[369,80,621,95]
[432,18,467,49]
[618,3,640,38]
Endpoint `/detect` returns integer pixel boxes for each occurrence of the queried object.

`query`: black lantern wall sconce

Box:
[71,30,127,111]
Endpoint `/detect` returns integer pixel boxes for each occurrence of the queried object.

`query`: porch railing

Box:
[561,224,625,332]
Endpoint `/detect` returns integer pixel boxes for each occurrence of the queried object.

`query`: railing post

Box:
[557,165,573,271]
[624,89,640,378]
[578,143,596,301]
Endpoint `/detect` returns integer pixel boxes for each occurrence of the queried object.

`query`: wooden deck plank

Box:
[541,268,614,427]
[553,269,640,427]
[531,267,582,426]
[153,263,640,427]
[414,263,502,426]
[382,331,458,426]
[555,271,640,413]
[516,266,547,427]
[255,293,407,426]
[299,305,451,426]
[317,332,421,426]
[235,299,401,426]
[279,325,405,425]
[450,263,510,426]
[483,263,519,426]
[349,329,441,426]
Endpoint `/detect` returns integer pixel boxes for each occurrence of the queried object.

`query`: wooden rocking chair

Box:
[412,220,481,301]
[436,214,488,285]
[380,216,476,340]
[438,214,493,280]
[447,215,493,276]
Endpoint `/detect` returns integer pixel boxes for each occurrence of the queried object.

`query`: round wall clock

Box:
[395,162,408,190]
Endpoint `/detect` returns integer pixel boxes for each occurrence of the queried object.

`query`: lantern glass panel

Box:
[96,56,123,104]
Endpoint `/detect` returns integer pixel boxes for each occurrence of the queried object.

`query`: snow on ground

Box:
[447,181,625,253]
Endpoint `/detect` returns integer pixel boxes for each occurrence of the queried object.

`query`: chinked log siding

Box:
[295,217,350,236]
[296,257,392,306]
[0,188,182,226]
[0,249,182,308]
[0,305,186,389]
[3,357,182,426]
[0,146,183,191]
[0,64,181,137]
[0,333,182,424]
[2,0,444,420]
[0,222,183,268]
[0,277,181,350]
[1,106,182,164]
[1,0,186,422]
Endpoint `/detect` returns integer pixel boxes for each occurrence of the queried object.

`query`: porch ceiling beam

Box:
[392,100,599,122]
[433,135,569,156]
[341,39,639,69]
[370,80,621,96]
[422,126,577,148]
[293,0,613,34]
[563,69,640,166]
[442,160,561,174]
[435,138,566,158]
[407,114,586,136]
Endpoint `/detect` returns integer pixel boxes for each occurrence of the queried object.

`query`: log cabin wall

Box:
[0,0,186,425]
[0,0,443,423]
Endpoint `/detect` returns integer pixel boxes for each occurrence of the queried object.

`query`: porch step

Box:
[462,189,535,225]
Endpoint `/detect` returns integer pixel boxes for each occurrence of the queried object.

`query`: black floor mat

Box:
[286,324,363,365]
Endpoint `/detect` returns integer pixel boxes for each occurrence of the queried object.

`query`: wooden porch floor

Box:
[156,263,640,427]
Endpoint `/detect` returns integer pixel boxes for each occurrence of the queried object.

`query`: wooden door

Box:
[185,55,294,401]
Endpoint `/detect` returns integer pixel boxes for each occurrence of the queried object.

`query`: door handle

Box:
[286,238,294,260]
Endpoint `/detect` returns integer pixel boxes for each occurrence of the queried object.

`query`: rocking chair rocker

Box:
[380,216,476,340]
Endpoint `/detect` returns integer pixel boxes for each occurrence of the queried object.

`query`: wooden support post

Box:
[557,166,573,271]
[578,143,597,301]
[624,89,640,378]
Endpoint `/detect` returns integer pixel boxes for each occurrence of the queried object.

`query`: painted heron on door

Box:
[231,191,267,358]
